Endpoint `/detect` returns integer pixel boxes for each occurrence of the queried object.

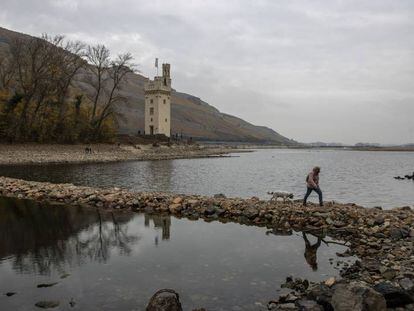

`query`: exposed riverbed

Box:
[0,143,241,165]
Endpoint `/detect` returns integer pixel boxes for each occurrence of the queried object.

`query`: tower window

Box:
[149,107,154,115]
[150,118,153,122]
[163,99,166,104]
[165,118,168,122]
[150,99,153,104]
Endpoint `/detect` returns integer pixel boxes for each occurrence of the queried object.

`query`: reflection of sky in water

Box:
[0,198,354,311]
[0,149,413,208]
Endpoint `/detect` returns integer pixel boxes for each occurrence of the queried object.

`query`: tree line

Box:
[0,34,134,143]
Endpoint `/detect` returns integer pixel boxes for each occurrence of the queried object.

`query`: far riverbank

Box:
[0,143,250,166]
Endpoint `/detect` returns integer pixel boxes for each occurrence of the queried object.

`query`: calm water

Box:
[0,197,352,311]
[0,149,413,208]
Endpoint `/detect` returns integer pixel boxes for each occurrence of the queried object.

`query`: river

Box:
[0,149,413,208]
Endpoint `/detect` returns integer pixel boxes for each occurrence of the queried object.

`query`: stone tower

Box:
[144,63,171,137]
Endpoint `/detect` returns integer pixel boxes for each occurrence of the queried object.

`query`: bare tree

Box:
[9,35,62,136]
[42,35,87,134]
[0,54,16,89]
[94,53,134,134]
[85,45,134,138]
[85,44,110,122]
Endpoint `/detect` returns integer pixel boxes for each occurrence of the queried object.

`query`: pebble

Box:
[324,277,336,287]
[35,301,60,309]
[37,282,58,288]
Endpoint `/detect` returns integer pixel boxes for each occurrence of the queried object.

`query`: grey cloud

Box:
[1,0,414,144]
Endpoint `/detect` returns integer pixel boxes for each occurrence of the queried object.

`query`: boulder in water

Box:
[146,289,183,311]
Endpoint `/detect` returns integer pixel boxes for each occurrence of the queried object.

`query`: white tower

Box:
[144,63,171,137]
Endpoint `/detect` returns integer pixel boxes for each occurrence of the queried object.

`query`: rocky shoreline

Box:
[0,176,413,310]
[0,144,246,166]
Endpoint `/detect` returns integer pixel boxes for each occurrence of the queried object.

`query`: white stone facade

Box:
[144,64,171,137]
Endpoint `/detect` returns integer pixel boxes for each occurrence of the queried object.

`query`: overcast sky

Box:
[1,0,414,144]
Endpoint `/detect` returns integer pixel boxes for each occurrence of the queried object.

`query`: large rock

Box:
[331,282,387,311]
[306,284,333,310]
[172,197,183,204]
[373,216,385,226]
[269,303,297,310]
[295,299,323,311]
[243,208,259,219]
[204,206,216,216]
[373,282,414,308]
[399,278,414,292]
[146,289,183,311]
[380,268,396,280]
[389,227,404,240]
[169,204,182,213]
[213,193,226,199]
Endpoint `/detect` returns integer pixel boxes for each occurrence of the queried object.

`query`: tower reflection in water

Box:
[144,214,171,245]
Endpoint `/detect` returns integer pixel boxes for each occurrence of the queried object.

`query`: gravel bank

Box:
[0,144,243,165]
[0,176,413,310]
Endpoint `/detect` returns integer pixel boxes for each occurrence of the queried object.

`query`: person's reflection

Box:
[302,232,322,271]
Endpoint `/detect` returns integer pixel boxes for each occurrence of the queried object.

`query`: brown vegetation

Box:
[0,33,134,143]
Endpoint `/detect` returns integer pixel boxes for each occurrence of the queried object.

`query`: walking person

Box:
[303,166,323,206]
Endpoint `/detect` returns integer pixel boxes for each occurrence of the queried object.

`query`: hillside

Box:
[0,26,295,144]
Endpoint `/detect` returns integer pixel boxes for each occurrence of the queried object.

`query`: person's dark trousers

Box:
[303,187,323,206]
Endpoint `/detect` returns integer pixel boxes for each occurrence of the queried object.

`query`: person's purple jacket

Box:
[306,171,319,189]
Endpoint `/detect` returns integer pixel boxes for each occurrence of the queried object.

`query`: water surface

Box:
[0,197,352,310]
[0,149,413,208]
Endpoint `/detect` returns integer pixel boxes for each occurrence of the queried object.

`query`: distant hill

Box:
[0,27,296,145]
[307,142,345,147]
